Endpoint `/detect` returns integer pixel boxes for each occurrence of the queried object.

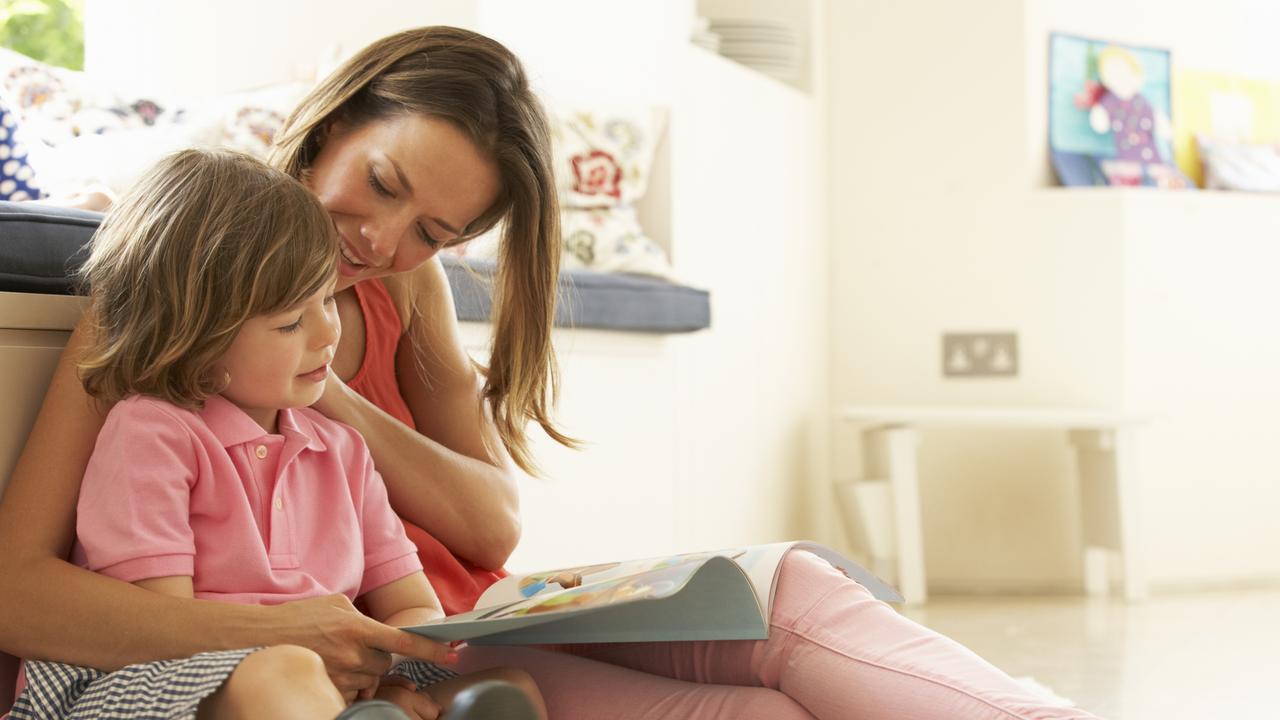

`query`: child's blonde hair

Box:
[78,148,337,409]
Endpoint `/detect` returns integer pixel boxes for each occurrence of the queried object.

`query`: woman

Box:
[0,26,1101,719]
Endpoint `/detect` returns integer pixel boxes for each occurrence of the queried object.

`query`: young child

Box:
[9,149,544,720]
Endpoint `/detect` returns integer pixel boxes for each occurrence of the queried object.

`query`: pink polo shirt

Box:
[71,394,423,604]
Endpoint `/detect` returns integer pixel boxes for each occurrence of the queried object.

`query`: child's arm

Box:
[360,571,445,628]
[347,428,447,629]
[134,576,194,599]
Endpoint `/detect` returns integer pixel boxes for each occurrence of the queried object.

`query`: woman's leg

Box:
[558,551,1102,720]
[455,646,814,720]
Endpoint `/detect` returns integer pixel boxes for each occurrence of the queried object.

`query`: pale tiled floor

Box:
[902,588,1280,720]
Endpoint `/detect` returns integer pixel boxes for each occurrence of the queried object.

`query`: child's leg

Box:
[198,645,345,720]
[421,668,546,719]
[455,647,815,720]
[556,551,1102,720]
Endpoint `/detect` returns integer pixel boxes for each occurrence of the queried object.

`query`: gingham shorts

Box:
[11,649,457,719]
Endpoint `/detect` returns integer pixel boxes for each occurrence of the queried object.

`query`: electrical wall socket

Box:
[942,332,1018,378]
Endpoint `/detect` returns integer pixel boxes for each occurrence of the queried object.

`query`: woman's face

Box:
[308,113,502,291]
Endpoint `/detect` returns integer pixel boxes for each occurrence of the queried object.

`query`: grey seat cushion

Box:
[445,258,710,333]
[0,201,710,333]
[0,202,99,294]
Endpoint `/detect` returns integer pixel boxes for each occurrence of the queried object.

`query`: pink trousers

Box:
[456,551,1102,719]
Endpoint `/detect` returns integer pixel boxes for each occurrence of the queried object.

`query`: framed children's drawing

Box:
[1049,33,1191,189]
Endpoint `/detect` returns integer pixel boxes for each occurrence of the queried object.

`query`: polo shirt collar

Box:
[278,405,327,453]
[200,395,327,453]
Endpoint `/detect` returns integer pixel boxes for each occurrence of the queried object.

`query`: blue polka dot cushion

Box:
[0,99,45,202]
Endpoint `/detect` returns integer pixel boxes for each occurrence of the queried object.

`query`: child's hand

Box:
[375,678,441,720]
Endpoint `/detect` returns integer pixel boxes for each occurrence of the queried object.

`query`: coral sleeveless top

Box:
[347,279,504,615]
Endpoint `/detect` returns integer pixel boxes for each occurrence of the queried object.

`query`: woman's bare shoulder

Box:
[385,259,474,389]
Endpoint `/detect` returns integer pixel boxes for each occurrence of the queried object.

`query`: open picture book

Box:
[406,541,901,645]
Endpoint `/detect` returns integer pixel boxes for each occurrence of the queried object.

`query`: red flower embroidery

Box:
[571,150,623,200]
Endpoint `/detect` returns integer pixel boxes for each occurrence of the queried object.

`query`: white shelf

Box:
[837,405,1148,429]
[1033,186,1280,215]
[695,0,814,94]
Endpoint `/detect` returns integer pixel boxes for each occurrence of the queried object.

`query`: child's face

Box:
[219,281,341,430]
[307,113,502,292]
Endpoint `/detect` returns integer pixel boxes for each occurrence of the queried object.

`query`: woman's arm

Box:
[315,261,521,570]
[0,319,447,687]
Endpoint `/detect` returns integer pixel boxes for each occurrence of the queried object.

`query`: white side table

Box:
[835,406,1148,605]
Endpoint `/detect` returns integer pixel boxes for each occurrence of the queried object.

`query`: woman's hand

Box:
[311,367,354,419]
[267,594,453,697]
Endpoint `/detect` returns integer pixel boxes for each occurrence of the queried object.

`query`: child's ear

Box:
[207,365,231,392]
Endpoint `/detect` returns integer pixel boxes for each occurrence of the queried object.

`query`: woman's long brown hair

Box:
[270,26,576,475]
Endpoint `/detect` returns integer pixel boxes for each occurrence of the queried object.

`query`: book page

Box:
[473,547,762,610]
[474,541,901,615]
[412,542,901,644]
[462,556,767,645]
[413,558,719,642]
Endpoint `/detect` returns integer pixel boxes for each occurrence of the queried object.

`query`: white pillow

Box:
[1198,135,1280,192]
[24,81,310,198]
[550,105,666,208]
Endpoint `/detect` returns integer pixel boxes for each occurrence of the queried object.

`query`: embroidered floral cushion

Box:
[551,106,664,209]
[560,207,673,280]
[545,106,674,278]
[451,206,675,281]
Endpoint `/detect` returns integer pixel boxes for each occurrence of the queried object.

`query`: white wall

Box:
[825,0,1280,592]
[84,0,690,101]
[826,0,1094,591]
[84,0,477,95]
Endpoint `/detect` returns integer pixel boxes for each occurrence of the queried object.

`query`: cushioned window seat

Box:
[0,202,710,334]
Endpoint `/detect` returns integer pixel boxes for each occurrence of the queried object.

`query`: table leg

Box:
[1070,428,1147,602]
[867,427,926,605]
[1113,428,1147,602]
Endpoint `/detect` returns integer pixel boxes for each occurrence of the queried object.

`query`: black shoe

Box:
[445,680,539,720]
[335,699,413,719]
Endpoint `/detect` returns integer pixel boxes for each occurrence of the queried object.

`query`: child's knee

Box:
[200,646,343,719]
[231,645,330,692]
